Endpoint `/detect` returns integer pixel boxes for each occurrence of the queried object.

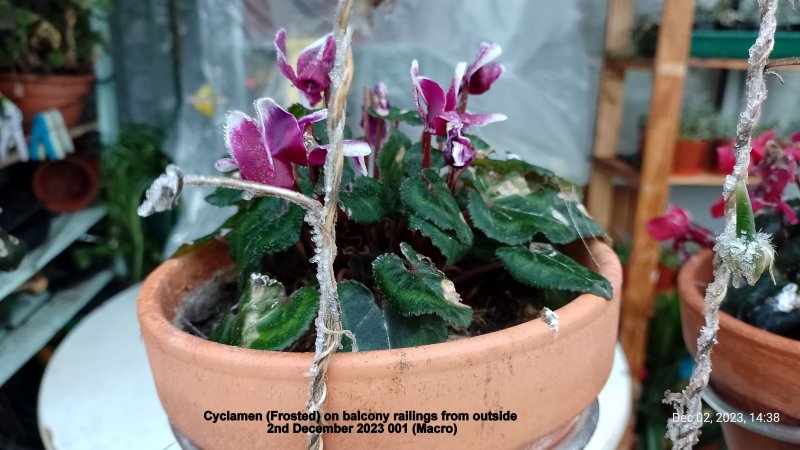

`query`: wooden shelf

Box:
[605,55,800,72]
[592,156,640,186]
[668,172,727,185]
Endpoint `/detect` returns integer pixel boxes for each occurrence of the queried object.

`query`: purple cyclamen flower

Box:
[275,28,336,107]
[216,98,371,188]
[361,83,390,152]
[463,42,504,95]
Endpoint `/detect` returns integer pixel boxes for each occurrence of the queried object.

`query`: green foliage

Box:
[100,124,173,281]
[205,187,242,207]
[226,197,304,279]
[373,243,472,328]
[407,214,469,266]
[210,277,318,351]
[377,129,409,212]
[338,280,390,351]
[339,176,385,223]
[0,0,108,73]
[401,169,472,244]
[496,245,612,299]
[367,107,423,126]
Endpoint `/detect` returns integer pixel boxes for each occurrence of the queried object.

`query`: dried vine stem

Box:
[663,1,778,448]
[183,175,322,211]
[306,0,355,449]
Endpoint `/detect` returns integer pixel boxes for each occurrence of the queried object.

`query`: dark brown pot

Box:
[678,250,800,449]
[0,72,94,130]
[672,140,710,175]
[32,154,99,213]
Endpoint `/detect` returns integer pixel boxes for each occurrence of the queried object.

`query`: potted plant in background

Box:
[672,105,717,175]
[651,138,800,448]
[134,4,621,449]
[0,0,105,128]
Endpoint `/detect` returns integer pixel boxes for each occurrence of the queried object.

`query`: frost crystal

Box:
[540,307,559,333]
[715,230,775,288]
[771,283,800,313]
[137,164,183,217]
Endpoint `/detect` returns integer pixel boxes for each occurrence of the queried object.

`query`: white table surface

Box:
[38,285,631,450]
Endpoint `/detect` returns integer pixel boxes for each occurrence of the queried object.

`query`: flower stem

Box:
[457,85,469,115]
[422,131,432,170]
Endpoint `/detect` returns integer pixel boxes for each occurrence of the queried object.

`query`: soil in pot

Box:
[678,250,800,450]
[0,73,94,130]
[672,140,711,175]
[138,240,622,449]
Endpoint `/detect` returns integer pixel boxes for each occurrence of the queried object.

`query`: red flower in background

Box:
[646,205,715,262]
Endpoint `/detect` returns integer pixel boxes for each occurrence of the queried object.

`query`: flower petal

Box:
[224,110,274,184]
[716,144,735,174]
[462,112,508,126]
[297,108,328,128]
[645,205,691,240]
[445,62,467,111]
[308,146,326,166]
[255,97,307,165]
[295,33,336,93]
[271,157,296,189]
[214,157,238,172]
[342,140,372,158]
[411,60,446,131]
[465,42,502,80]
[467,63,504,95]
[274,28,298,85]
[710,196,725,218]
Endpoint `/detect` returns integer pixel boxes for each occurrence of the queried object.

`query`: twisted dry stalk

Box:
[663,1,778,448]
[306,0,355,449]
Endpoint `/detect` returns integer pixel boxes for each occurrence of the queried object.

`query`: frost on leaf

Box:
[715,229,775,288]
[138,164,183,217]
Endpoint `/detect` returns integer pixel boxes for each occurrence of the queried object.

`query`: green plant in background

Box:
[678,102,718,141]
[632,15,659,57]
[100,124,173,282]
[0,0,110,73]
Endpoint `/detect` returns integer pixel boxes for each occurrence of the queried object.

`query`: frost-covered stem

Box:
[457,85,469,115]
[306,0,354,449]
[183,175,322,212]
[663,1,778,448]
[421,131,432,169]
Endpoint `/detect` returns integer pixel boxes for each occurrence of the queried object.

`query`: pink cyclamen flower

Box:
[646,205,715,261]
[216,98,371,188]
[716,129,777,174]
[463,42,504,95]
[410,60,506,167]
[275,28,336,107]
[361,83,390,152]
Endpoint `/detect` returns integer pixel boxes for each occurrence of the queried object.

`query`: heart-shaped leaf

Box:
[407,214,469,266]
[338,280,390,351]
[403,143,443,177]
[496,244,612,300]
[401,170,472,244]
[373,242,471,327]
[384,302,448,348]
[209,276,319,350]
[339,176,385,223]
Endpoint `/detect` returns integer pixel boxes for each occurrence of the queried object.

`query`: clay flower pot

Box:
[0,72,94,130]
[672,140,711,175]
[138,240,622,449]
[32,154,99,213]
[679,250,800,449]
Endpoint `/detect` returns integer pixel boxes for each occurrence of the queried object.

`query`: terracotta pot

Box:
[0,72,94,130]
[655,265,678,293]
[32,154,99,213]
[672,140,710,175]
[678,250,800,450]
[138,240,622,449]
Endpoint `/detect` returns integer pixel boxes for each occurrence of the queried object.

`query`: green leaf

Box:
[368,107,424,126]
[466,189,575,245]
[384,302,448,348]
[338,281,390,351]
[532,189,605,239]
[372,243,472,327]
[400,170,472,244]
[407,215,469,266]
[496,245,612,300]
[403,143,443,177]
[378,129,410,212]
[210,277,319,350]
[204,187,242,207]
[339,176,385,223]
[227,197,304,276]
[472,156,557,179]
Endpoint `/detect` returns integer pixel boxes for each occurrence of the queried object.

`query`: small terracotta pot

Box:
[678,250,800,450]
[0,72,94,130]
[138,241,622,449]
[32,154,99,213]
[672,140,711,175]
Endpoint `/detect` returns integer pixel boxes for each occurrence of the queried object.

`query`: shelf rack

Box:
[0,206,107,384]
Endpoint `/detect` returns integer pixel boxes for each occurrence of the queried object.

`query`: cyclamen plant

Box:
[138,11,610,447]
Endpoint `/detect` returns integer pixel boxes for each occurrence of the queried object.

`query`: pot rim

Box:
[138,240,622,380]
[678,249,800,355]
[0,71,95,84]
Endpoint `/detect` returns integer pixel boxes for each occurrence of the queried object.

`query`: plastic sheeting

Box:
[166,0,607,250]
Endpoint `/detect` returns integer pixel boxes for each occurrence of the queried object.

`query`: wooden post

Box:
[620,0,696,383]
[587,0,634,229]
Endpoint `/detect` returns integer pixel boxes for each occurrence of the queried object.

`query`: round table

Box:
[38,285,631,449]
